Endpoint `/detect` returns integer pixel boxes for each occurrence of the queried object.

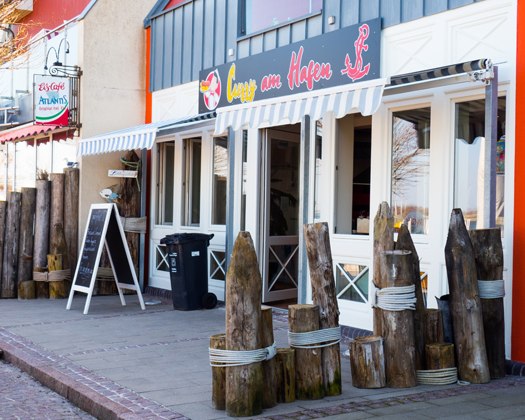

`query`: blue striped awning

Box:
[215,78,387,134]
[79,112,216,156]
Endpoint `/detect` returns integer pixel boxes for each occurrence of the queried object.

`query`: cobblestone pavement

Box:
[0,360,94,420]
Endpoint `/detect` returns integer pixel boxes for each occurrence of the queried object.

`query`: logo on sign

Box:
[34,75,70,126]
[200,69,222,110]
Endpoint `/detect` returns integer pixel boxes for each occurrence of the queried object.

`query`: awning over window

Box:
[79,112,216,156]
[0,123,70,143]
[215,78,387,134]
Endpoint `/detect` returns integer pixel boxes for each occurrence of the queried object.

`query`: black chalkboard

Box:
[106,209,134,286]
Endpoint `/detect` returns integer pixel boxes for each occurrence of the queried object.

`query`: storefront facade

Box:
[145,0,519,359]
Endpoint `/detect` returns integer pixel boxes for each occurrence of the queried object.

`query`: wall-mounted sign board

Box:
[66,203,145,314]
[108,169,138,178]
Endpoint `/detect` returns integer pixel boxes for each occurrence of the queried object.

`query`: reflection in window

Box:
[391,108,431,234]
[454,97,506,229]
[156,141,175,225]
[242,0,322,35]
[240,131,248,231]
[183,138,201,226]
[212,137,228,225]
[335,263,368,303]
[313,120,322,222]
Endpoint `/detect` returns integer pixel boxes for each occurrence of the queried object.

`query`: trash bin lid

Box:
[160,233,214,245]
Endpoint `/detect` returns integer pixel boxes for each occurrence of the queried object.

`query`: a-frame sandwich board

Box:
[66,203,146,314]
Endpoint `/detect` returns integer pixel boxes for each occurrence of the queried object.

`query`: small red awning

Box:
[0,123,73,143]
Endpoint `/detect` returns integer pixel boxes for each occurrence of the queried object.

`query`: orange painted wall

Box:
[513,0,525,363]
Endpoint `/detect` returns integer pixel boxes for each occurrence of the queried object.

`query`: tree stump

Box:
[396,224,426,370]
[225,232,263,417]
[424,309,444,346]
[304,222,341,396]
[470,228,505,379]
[2,192,22,298]
[289,304,324,400]
[210,333,226,410]
[17,188,36,297]
[34,180,51,299]
[381,250,417,388]
[373,202,395,336]
[425,343,455,370]
[261,306,277,408]
[349,336,386,389]
[444,209,490,384]
[276,348,295,403]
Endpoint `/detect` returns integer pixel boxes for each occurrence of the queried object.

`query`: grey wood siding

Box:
[149,0,482,92]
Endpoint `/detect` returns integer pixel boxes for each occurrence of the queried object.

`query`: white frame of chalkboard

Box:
[66,203,145,314]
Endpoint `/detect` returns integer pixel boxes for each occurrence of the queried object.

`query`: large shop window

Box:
[156,141,175,225]
[454,97,506,229]
[212,136,228,225]
[391,108,431,235]
[334,114,372,235]
[183,138,202,226]
[241,0,322,35]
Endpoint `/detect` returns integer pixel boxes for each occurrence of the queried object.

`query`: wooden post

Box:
[276,348,295,403]
[303,222,341,396]
[0,201,6,296]
[444,209,490,384]
[425,343,455,370]
[18,280,35,299]
[49,173,64,253]
[381,250,417,388]
[470,228,506,379]
[289,304,324,400]
[64,167,79,280]
[396,224,426,370]
[436,294,454,344]
[34,179,51,299]
[48,254,67,299]
[225,232,263,417]
[1,191,22,298]
[424,309,444,346]
[210,333,226,410]
[373,202,395,336]
[349,336,386,389]
[260,306,277,408]
[17,188,36,293]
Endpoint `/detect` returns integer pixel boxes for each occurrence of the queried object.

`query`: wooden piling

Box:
[17,188,36,295]
[349,336,386,389]
[34,180,51,298]
[425,343,455,370]
[49,173,64,253]
[1,192,22,298]
[64,167,79,279]
[276,348,295,403]
[260,306,277,408]
[0,201,6,295]
[424,309,444,346]
[210,333,226,410]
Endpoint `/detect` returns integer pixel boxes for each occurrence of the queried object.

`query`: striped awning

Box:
[0,123,71,143]
[79,112,216,156]
[215,78,387,134]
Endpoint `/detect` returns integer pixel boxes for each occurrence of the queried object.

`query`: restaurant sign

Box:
[34,75,70,126]
[199,18,381,114]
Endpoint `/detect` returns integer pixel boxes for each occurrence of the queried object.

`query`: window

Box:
[212,137,228,225]
[241,0,322,35]
[183,138,202,226]
[391,108,431,235]
[454,97,506,229]
[334,114,372,234]
[156,141,175,225]
[335,263,369,303]
[313,119,323,222]
[240,131,248,231]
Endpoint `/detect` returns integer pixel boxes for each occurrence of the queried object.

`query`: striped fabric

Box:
[79,112,216,156]
[214,78,387,134]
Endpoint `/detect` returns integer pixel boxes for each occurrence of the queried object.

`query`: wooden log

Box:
[34,180,51,299]
[210,333,226,411]
[425,343,455,370]
[303,222,341,396]
[444,209,490,384]
[261,306,277,408]
[48,254,67,299]
[225,232,263,417]
[64,167,79,280]
[373,202,395,336]
[17,188,36,292]
[1,192,22,298]
[349,335,386,389]
[396,224,426,370]
[381,250,417,388]
[436,295,454,344]
[49,173,64,253]
[470,228,505,379]
[18,280,36,300]
[0,201,6,292]
[276,348,295,403]
[49,223,69,298]
[289,304,324,400]
[424,309,444,346]
[33,267,49,299]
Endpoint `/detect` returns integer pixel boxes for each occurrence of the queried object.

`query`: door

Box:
[261,129,300,302]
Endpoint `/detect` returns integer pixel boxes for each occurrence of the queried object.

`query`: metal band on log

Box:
[444,209,490,384]
[34,179,51,298]
[304,222,341,396]
[469,228,505,379]
[349,336,386,389]
[2,192,22,298]
[225,232,263,417]
[288,304,324,400]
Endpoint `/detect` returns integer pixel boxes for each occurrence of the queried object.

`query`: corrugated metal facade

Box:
[149,0,482,92]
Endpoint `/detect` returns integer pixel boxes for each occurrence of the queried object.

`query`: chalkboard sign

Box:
[66,203,145,314]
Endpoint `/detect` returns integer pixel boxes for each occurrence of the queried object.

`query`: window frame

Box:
[182,137,202,227]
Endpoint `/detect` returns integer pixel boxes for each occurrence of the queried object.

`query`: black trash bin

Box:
[160,233,217,310]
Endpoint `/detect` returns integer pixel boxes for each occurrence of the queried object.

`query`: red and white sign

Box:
[34,75,70,126]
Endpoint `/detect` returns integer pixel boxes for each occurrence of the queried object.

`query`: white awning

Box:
[79,112,215,156]
[215,78,387,134]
